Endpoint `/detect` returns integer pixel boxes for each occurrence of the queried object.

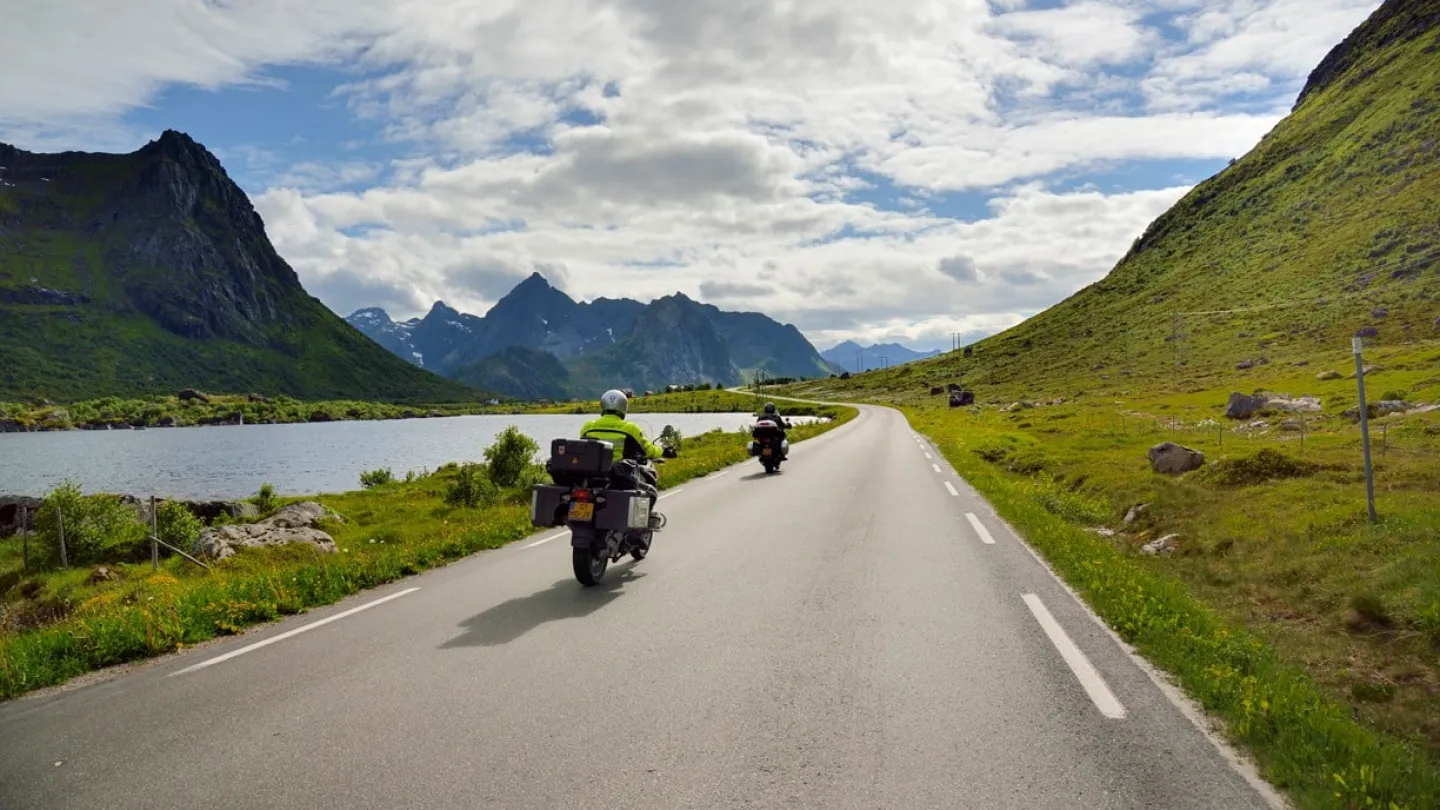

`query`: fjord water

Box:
[0,413,779,500]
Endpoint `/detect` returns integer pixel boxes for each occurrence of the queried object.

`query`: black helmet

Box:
[763,402,777,415]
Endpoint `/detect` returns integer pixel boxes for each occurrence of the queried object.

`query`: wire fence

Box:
[8,497,211,576]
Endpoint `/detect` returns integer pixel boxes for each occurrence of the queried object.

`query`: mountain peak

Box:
[428,300,460,317]
[347,307,393,325]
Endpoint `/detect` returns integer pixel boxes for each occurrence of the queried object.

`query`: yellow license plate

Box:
[568,501,594,522]
[761,447,772,456]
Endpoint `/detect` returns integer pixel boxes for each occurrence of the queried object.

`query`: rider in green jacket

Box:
[580,389,662,462]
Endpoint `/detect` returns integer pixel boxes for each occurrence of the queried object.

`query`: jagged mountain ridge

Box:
[0,131,480,402]
[822,340,944,373]
[348,274,841,396]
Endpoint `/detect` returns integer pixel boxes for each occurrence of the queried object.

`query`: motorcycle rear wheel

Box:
[573,547,608,586]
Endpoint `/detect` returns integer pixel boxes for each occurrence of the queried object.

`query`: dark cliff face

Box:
[1294,0,1440,111]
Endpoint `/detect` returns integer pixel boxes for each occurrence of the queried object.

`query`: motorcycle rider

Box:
[760,401,792,431]
[754,401,791,460]
[580,389,664,521]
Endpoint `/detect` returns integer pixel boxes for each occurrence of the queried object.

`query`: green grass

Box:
[0,407,857,700]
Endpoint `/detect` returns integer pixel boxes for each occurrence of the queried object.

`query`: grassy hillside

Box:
[0,132,481,404]
[779,3,1440,807]
[818,10,1437,402]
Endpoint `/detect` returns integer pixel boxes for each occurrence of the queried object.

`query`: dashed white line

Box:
[931,464,942,473]
[944,481,959,497]
[924,452,933,460]
[965,512,996,544]
[170,588,422,677]
[1021,594,1127,720]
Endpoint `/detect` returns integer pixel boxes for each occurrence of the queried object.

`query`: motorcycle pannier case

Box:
[530,485,570,527]
[546,438,614,482]
[594,489,651,532]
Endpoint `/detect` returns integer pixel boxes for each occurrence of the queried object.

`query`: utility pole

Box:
[1353,336,1378,523]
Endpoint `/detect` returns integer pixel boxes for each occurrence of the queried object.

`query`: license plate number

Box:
[761,447,772,456]
[569,501,594,522]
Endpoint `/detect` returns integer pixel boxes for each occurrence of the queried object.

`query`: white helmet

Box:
[600,389,629,417]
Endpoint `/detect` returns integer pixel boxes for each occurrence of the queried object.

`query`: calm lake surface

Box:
[0,413,791,500]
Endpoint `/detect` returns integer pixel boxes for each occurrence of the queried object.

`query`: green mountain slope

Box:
[811,0,1438,401]
[0,131,481,403]
[452,345,574,401]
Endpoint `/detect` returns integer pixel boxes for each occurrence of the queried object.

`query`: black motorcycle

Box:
[530,438,677,586]
[749,418,789,474]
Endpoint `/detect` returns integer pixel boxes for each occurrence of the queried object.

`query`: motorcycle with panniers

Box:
[530,437,676,586]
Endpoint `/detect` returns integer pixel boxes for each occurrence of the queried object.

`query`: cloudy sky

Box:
[2,0,1380,352]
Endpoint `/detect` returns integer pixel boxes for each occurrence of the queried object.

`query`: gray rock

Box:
[1280,420,1304,432]
[1356,326,1380,338]
[1236,360,1256,370]
[193,501,342,561]
[1265,395,1321,413]
[1225,392,1267,420]
[1141,534,1179,555]
[1316,370,1343,381]
[1372,308,1389,319]
[1342,401,1412,421]
[1123,504,1148,525]
[1148,442,1205,475]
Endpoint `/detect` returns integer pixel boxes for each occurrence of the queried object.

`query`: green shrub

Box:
[484,426,539,488]
[156,501,205,552]
[252,483,278,515]
[33,481,148,567]
[444,463,498,508]
[360,467,395,488]
[1379,390,1408,402]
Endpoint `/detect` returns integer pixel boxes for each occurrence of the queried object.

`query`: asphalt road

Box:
[0,406,1282,810]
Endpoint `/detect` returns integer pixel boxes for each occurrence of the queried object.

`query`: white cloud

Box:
[0,0,1385,347]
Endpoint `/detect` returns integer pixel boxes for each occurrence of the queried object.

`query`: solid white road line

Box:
[944,482,959,497]
[170,588,422,677]
[524,532,569,549]
[1021,593,1127,720]
[965,512,996,545]
[710,471,729,479]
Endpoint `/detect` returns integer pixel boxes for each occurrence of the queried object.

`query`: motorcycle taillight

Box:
[573,488,591,501]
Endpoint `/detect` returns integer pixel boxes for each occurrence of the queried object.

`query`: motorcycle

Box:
[749,417,789,474]
[530,438,678,586]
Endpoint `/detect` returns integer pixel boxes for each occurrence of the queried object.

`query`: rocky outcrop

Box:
[193,501,341,561]
[1225,393,1267,420]
[1148,443,1206,475]
[1317,370,1343,381]
[0,496,42,537]
[1343,400,1415,421]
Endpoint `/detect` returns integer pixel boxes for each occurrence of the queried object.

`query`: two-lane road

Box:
[0,407,1282,809]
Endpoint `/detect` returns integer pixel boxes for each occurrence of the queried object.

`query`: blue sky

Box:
[0,0,1383,352]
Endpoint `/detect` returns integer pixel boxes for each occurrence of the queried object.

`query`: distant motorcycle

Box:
[749,417,790,474]
[530,438,677,586]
